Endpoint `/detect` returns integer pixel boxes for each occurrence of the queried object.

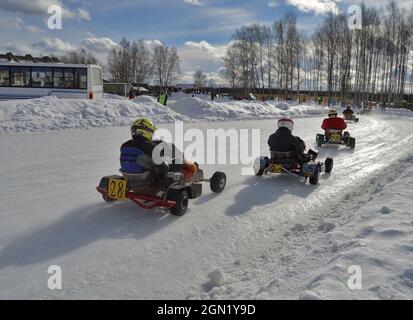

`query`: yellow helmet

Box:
[131,118,157,140]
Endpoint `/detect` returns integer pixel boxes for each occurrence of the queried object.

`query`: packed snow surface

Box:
[0,94,413,299]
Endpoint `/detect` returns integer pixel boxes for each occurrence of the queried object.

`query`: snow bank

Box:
[0,96,187,134]
[301,157,413,300]
[0,94,326,134]
[168,96,325,121]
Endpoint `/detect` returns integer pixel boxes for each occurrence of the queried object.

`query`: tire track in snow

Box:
[195,116,413,300]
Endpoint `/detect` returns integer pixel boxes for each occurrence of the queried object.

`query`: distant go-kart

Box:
[254,150,333,185]
[316,129,356,149]
[97,155,227,216]
[344,114,359,123]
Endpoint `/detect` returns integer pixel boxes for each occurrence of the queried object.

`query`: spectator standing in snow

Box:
[128,89,136,100]
[158,92,168,106]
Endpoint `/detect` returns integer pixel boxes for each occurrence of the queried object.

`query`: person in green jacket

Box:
[158,92,168,106]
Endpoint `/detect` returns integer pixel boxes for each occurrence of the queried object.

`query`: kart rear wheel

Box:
[170,190,189,216]
[324,158,334,174]
[309,171,320,185]
[348,137,356,149]
[210,171,227,193]
[316,134,324,147]
[255,168,265,176]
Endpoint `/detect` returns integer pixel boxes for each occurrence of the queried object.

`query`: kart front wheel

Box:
[255,168,264,177]
[102,194,117,203]
[348,137,356,149]
[324,158,334,174]
[210,172,227,193]
[316,134,324,147]
[309,170,320,185]
[170,190,189,216]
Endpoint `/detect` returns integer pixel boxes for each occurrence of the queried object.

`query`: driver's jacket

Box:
[321,117,347,131]
[120,136,196,180]
[343,109,354,117]
[268,127,306,157]
[120,135,162,174]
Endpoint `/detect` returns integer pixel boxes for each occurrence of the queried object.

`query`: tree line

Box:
[223,1,413,106]
[62,39,181,91]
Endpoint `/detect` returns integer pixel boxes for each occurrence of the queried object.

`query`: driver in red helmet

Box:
[322,109,347,134]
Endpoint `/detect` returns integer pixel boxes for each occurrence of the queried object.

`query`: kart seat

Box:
[327,129,343,134]
[119,170,152,181]
[270,151,298,165]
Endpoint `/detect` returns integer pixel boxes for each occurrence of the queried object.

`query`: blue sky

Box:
[0,0,412,83]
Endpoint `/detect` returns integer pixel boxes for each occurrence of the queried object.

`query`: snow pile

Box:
[0,95,327,134]
[0,96,187,133]
[168,96,325,121]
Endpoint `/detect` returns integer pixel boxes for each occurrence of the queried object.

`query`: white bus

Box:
[0,63,103,100]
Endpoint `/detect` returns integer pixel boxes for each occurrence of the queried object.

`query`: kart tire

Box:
[348,137,356,149]
[210,172,227,193]
[102,194,117,203]
[309,171,320,185]
[170,190,189,216]
[255,168,265,177]
[316,134,324,147]
[324,158,334,174]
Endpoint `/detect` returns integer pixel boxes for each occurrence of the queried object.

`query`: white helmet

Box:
[278,117,294,132]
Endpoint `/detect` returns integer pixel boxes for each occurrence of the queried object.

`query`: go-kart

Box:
[316,130,356,149]
[344,114,359,123]
[96,155,227,216]
[254,150,333,185]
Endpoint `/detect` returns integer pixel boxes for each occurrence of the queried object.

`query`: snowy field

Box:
[0,95,413,300]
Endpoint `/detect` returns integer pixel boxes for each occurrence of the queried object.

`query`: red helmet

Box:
[278,117,294,132]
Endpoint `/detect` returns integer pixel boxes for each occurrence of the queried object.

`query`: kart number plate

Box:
[108,179,127,200]
[330,133,342,143]
[271,164,283,173]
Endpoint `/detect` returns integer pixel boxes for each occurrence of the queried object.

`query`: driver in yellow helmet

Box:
[120,118,197,181]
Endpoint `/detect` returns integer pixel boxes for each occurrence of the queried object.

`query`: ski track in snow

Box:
[0,106,412,299]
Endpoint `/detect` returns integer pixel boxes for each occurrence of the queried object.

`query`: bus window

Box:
[0,66,9,86]
[64,68,74,89]
[11,67,30,87]
[53,68,65,88]
[92,68,102,85]
[32,67,53,88]
[45,68,53,87]
[74,68,87,89]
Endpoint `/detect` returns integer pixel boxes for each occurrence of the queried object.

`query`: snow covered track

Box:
[0,115,412,299]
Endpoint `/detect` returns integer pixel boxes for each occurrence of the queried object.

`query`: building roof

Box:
[0,52,60,63]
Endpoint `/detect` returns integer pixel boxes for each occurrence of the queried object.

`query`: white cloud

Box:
[0,17,24,29]
[184,0,204,6]
[26,25,45,33]
[33,37,77,54]
[286,0,340,15]
[0,0,91,20]
[184,41,227,59]
[80,37,118,52]
[178,41,230,85]
[268,0,278,8]
[76,8,91,21]
[143,40,163,50]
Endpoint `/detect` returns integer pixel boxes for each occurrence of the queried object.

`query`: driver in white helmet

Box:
[268,118,306,158]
